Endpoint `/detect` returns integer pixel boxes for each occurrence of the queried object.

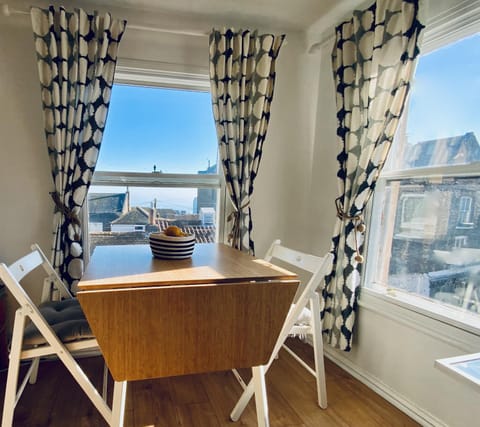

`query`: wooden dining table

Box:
[77,243,299,426]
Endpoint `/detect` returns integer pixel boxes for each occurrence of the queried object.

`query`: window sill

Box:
[435,352,480,392]
[359,287,480,351]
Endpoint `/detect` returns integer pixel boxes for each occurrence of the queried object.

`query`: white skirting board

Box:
[322,345,448,427]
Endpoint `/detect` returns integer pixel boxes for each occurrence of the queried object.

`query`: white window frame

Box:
[364,164,480,334]
[362,1,480,337]
[82,64,227,262]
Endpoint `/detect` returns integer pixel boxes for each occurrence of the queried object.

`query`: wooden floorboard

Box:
[0,338,419,426]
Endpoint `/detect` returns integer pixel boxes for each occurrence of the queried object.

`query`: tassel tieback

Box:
[227,201,250,248]
[50,191,81,240]
[335,197,365,263]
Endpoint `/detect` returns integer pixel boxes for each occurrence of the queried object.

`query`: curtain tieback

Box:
[227,201,250,246]
[50,192,81,239]
[335,197,366,263]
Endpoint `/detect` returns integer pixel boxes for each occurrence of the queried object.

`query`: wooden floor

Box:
[0,338,419,427]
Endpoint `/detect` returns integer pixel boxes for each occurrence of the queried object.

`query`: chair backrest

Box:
[0,245,71,312]
[265,239,324,274]
[30,243,72,301]
[265,239,332,301]
[1,250,45,312]
[262,240,333,366]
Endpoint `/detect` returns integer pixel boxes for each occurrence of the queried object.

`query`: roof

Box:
[405,132,480,168]
[89,213,122,225]
[156,220,215,243]
[181,226,216,243]
[88,193,126,214]
[111,207,149,225]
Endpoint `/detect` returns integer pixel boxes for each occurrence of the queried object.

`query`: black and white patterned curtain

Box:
[209,29,284,254]
[31,6,126,291]
[323,0,424,350]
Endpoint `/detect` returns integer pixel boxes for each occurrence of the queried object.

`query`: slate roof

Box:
[405,132,480,168]
[88,193,126,214]
[111,207,150,225]
[89,213,122,226]
[142,208,177,219]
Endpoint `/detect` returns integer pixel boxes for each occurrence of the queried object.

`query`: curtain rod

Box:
[1,4,209,37]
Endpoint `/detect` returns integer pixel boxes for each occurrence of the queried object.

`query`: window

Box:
[458,196,474,227]
[86,80,223,255]
[365,32,480,327]
[399,194,429,234]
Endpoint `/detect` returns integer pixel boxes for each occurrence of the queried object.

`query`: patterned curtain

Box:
[209,29,284,254]
[323,0,424,350]
[31,6,126,292]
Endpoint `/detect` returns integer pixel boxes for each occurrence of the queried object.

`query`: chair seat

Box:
[294,305,312,325]
[287,305,312,338]
[23,299,93,346]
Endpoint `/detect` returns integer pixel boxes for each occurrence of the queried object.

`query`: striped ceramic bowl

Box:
[149,232,196,259]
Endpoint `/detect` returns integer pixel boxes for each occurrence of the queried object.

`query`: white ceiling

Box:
[6,0,368,48]
[6,0,465,39]
[89,0,345,31]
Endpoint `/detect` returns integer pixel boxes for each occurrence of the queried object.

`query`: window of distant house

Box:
[87,83,222,254]
[458,196,473,227]
[365,32,480,329]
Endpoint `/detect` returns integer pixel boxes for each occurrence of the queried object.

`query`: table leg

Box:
[111,381,127,427]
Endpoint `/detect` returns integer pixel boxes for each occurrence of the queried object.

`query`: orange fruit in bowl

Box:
[164,225,184,237]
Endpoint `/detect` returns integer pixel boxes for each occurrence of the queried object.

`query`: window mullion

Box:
[381,161,480,180]
[92,171,221,189]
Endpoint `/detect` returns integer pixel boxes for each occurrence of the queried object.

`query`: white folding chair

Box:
[0,244,126,427]
[231,240,333,423]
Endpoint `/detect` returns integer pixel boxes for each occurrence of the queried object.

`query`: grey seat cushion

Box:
[23,298,94,347]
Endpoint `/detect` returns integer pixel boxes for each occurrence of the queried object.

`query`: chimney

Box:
[149,198,157,226]
[125,186,130,212]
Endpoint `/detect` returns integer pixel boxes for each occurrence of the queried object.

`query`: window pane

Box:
[370,177,480,315]
[367,32,480,324]
[97,85,218,174]
[385,34,480,171]
[88,83,223,251]
[88,185,217,253]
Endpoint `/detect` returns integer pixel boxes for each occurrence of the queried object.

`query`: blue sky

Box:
[97,86,218,174]
[94,86,219,211]
[406,33,480,143]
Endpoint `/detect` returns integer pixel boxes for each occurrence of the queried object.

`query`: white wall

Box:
[0,13,53,311]
[305,37,339,257]
[252,33,322,257]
